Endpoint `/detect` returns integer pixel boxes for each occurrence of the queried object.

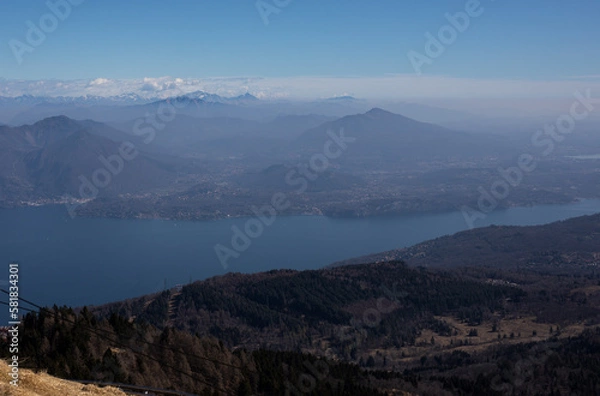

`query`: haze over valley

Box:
[1,96,599,226]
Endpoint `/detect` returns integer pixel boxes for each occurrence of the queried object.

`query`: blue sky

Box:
[1,0,598,81]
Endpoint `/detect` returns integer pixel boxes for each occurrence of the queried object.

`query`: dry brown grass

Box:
[356,315,590,368]
[399,315,587,360]
[0,360,125,396]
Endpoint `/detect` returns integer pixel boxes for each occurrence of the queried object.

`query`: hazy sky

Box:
[1,0,599,98]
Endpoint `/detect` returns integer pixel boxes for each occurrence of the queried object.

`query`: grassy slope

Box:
[0,360,125,396]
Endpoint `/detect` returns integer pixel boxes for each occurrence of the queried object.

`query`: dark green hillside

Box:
[93,261,524,354]
[336,213,600,273]
[3,306,401,395]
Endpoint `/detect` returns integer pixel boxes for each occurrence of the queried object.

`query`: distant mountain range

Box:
[0,91,263,125]
[0,91,485,128]
[0,108,520,211]
[0,91,259,107]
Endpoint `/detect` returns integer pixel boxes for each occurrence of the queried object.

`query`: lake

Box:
[1,199,600,313]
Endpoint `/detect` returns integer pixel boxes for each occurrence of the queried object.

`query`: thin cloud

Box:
[1,76,599,102]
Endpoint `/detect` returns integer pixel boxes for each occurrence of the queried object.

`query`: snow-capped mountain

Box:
[0,77,275,103]
[0,91,260,107]
[169,91,259,104]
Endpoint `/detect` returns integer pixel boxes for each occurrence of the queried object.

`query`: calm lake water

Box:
[1,199,600,312]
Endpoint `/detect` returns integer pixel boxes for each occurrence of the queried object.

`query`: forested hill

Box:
[333,213,600,272]
[92,261,524,353]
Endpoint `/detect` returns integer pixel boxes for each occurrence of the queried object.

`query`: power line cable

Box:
[0,294,241,396]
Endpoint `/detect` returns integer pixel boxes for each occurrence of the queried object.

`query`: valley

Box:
[1,108,599,224]
[3,3,600,394]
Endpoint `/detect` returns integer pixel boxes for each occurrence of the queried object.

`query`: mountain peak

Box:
[32,115,79,127]
[235,92,259,101]
[364,108,396,118]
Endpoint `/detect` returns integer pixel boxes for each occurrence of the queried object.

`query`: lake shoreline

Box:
[0,195,586,223]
